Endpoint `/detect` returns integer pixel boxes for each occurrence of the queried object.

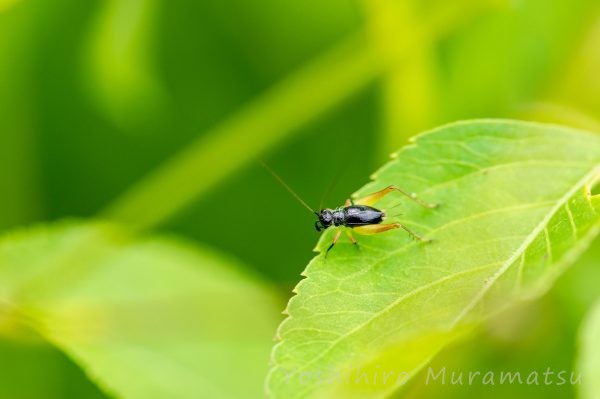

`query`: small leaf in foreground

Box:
[267,120,600,399]
[0,222,281,399]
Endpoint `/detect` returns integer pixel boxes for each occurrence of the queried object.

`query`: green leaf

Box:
[84,0,167,130]
[0,0,21,13]
[578,300,600,399]
[267,120,600,399]
[0,222,281,399]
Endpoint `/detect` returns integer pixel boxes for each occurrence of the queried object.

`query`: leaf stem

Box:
[101,34,381,230]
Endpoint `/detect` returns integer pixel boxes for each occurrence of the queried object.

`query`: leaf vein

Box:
[278,262,501,392]
[565,202,578,239]
[449,164,600,327]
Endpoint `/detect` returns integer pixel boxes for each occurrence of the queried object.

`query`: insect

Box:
[261,162,437,256]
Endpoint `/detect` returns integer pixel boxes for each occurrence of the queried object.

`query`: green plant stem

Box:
[103,1,504,231]
[102,34,381,230]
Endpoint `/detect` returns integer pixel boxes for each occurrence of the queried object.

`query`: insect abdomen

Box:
[343,205,384,227]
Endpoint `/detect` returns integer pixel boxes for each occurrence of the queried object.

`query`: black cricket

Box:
[261,162,437,256]
[315,205,383,232]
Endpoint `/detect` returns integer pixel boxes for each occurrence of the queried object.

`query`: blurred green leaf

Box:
[439,0,599,121]
[554,235,600,329]
[267,120,600,399]
[553,14,600,116]
[0,0,20,13]
[84,0,167,130]
[364,0,507,152]
[578,300,600,399]
[0,338,109,399]
[0,222,282,399]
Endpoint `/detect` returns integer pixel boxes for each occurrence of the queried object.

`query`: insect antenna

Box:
[387,202,404,211]
[319,161,346,210]
[386,212,405,219]
[384,202,404,219]
[260,161,317,214]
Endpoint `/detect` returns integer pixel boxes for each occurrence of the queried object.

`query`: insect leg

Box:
[353,223,430,242]
[346,229,360,249]
[325,228,343,257]
[353,185,437,209]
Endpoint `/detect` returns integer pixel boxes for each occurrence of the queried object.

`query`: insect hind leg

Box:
[353,223,430,242]
[353,185,437,209]
[346,229,360,250]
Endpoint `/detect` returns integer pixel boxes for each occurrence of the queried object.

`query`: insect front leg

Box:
[353,185,437,209]
[325,228,342,257]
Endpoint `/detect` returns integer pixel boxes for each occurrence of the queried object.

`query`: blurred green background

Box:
[1,0,600,398]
